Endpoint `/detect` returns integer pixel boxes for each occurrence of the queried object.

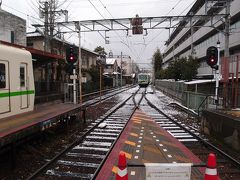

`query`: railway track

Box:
[0,86,137,179]
[8,86,240,179]
[27,87,146,179]
[144,92,240,179]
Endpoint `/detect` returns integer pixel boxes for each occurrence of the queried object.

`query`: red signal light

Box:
[66,46,77,64]
[206,46,218,68]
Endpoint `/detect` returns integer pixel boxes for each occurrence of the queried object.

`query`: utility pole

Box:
[44,1,49,52]
[49,0,55,53]
[40,0,68,52]
[224,0,231,109]
[224,0,230,58]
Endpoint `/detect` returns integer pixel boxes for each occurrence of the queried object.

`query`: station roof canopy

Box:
[184,79,215,85]
[27,47,64,61]
[0,40,64,61]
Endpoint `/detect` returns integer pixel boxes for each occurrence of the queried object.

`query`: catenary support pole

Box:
[215,41,221,106]
[100,64,102,102]
[121,52,123,87]
[78,23,82,105]
[73,68,76,104]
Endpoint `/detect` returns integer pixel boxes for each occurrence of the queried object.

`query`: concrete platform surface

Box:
[96,109,203,180]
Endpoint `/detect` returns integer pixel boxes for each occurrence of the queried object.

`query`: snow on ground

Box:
[146,86,192,120]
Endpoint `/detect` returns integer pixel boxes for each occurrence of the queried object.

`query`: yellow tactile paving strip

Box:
[96,109,203,180]
[125,140,136,147]
[130,133,138,137]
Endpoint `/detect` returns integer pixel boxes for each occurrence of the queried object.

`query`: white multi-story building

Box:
[0,8,26,46]
[163,0,240,77]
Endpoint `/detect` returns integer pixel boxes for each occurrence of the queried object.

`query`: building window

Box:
[82,56,86,66]
[87,57,90,68]
[0,63,6,88]
[11,31,14,43]
[20,66,25,87]
[27,42,34,48]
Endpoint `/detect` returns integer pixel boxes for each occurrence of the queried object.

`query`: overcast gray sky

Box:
[1,0,196,69]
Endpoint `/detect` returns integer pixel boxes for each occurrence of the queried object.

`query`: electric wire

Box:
[1,3,44,24]
[145,0,196,47]
[138,0,189,61]
[91,0,142,62]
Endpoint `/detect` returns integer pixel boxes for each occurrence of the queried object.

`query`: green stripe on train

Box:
[0,90,35,98]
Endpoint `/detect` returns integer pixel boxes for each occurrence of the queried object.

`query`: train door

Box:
[0,61,10,114]
[20,63,29,109]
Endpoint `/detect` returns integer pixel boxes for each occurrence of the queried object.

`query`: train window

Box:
[0,63,6,88]
[20,66,25,87]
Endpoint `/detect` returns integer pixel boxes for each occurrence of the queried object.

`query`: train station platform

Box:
[96,109,204,180]
[0,101,85,148]
[202,108,240,151]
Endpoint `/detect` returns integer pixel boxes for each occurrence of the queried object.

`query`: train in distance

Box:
[137,73,151,87]
[0,44,35,119]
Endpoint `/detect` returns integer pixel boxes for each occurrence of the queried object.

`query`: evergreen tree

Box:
[152,48,163,79]
[94,46,107,56]
[182,56,200,81]
[164,56,199,81]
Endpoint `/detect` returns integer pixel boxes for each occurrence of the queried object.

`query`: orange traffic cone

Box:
[116,152,128,180]
[204,153,218,180]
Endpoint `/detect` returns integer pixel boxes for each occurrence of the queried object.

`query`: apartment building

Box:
[163,0,240,77]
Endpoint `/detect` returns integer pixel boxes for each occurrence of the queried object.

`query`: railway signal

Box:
[131,14,143,35]
[66,46,78,64]
[206,46,218,70]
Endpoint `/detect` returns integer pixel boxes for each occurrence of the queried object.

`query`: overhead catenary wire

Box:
[145,0,196,47]
[92,0,197,67]
[90,0,142,62]
[137,0,194,60]
[97,0,141,60]
[1,3,44,24]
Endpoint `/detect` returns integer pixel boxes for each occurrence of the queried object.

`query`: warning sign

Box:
[145,163,192,180]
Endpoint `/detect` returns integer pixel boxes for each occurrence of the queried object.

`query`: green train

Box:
[137,73,151,87]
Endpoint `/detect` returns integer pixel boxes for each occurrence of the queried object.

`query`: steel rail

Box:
[92,88,145,179]
[0,86,134,154]
[145,95,240,168]
[26,87,140,180]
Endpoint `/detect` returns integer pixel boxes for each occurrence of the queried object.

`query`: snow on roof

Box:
[27,32,42,37]
[106,58,116,65]
[184,79,215,85]
[27,29,98,55]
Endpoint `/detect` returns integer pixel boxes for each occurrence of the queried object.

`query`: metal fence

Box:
[155,80,240,114]
[64,83,79,103]
[34,81,64,104]
[34,81,64,96]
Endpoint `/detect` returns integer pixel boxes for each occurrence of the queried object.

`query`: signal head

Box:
[66,46,77,64]
[206,46,218,68]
